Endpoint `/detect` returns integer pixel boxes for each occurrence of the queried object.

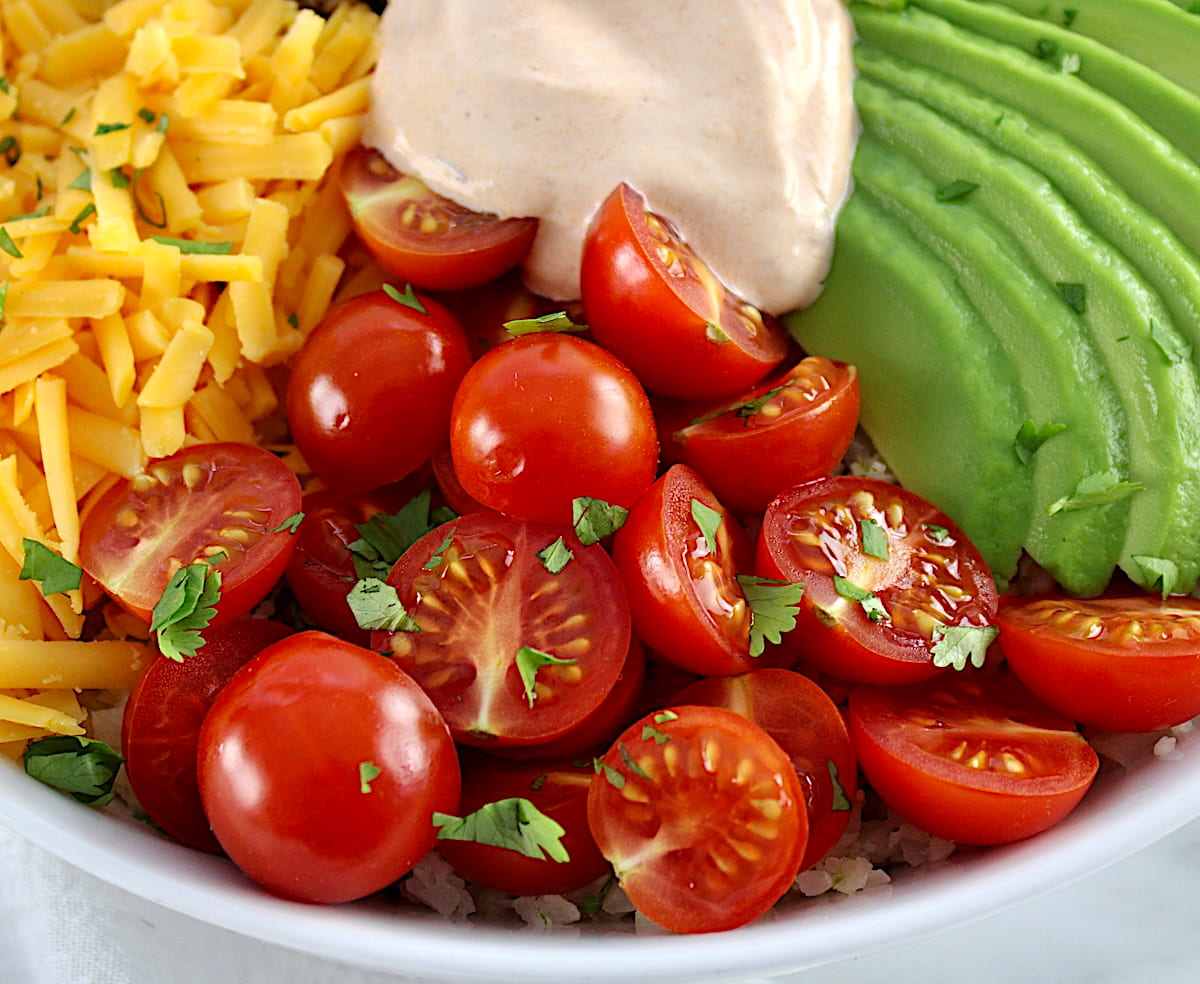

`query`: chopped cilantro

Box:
[0,227,21,258]
[503,310,587,336]
[515,646,577,708]
[930,624,999,671]
[69,203,97,234]
[579,877,617,917]
[0,135,20,167]
[67,168,91,191]
[859,518,889,560]
[270,511,304,535]
[828,760,852,812]
[23,736,123,806]
[150,236,233,255]
[433,797,569,862]
[358,761,382,794]
[687,382,789,427]
[421,526,457,571]
[5,206,49,222]
[1061,8,1078,27]
[383,282,426,313]
[61,106,76,126]
[109,168,130,189]
[641,724,670,745]
[925,524,950,543]
[346,577,420,633]
[1149,318,1192,365]
[653,710,679,724]
[833,575,888,623]
[133,168,167,228]
[137,107,157,124]
[0,279,9,322]
[1133,555,1180,599]
[1048,470,1144,515]
[94,121,131,135]
[690,498,724,555]
[287,312,299,329]
[537,535,573,574]
[1056,282,1086,314]
[156,113,170,135]
[18,538,82,595]
[618,743,649,779]
[529,773,548,792]
[735,574,804,656]
[1034,38,1060,60]
[1014,420,1067,465]
[347,490,442,579]
[935,179,978,202]
[150,562,222,661]
[572,496,628,545]
[593,757,625,789]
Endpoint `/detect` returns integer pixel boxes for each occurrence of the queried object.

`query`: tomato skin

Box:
[430,444,492,517]
[449,332,659,525]
[580,183,788,401]
[79,443,301,625]
[339,146,537,291]
[587,705,808,934]
[847,670,1098,846]
[430,269,560,360]
[197,631,460,904]
[998,595,1200,732]
[671,669,857,871]
[437,753,610,896]
[658,358,861,514]
[286,289,472,495]
[376,512,631,747]
[612,465,764,676]
[121,618,292,852]
[756,476,998,686]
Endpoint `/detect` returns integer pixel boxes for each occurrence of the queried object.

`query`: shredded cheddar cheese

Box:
[0,0,379,755]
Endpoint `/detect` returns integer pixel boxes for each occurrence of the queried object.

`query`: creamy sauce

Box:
[364,0,857,315]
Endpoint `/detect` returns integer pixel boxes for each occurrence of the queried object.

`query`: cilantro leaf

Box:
[935,179,978,202]
[346,577,421,633]
[149,236,233,255]
[537,536,573,574]
[924,524,950,543]
[358,760,381,794]
[1048,470,1144,515]
[1133,555,1180,599]
[150,562,221,661]
[347,490,441,579]
[94,121,130,135]
[1014,420,1067,465]
[1034,38,1059,60]
[930,624,999,671]
[593,757,625,789]
[23,736,124,807]
[18,538,82,595]
[422,526,457,571]
[827,760,852,812]
[67,168,92,191]
[69,203,96,234]
[0,227,22,257]
[515,646,577,708]
[690,498,723,555]
[687,382,789,427]
[859,519,889,560]
[618,742,650,779]
[833,576,889,623]
[433,797,569,862]
[654,710,679,724]
[383,282,427,313]
[1056,282,1086,314]
[736,574,804,656]
[270,511,304,534]
[641,724,670,745]
[503,310,587,336]
[572,497,628,545]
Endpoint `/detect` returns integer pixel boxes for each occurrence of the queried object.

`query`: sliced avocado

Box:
[853,46,1200,360]
[911,0,1200,164]
[783,194,1032,583]
[851,4,1200,263]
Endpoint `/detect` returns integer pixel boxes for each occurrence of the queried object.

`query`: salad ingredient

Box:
[197,631,459,904]
[436,754,608,896]
[78,443,302,626]
[998,596,1200,733]
[286,288,472,494]
[587,704,808,934]
[23,735,123,806]
[658,356,861,513]
[580,183,789,400]
[363,0,856,312]
[375,512,631,747]
[448,333,658,526]
[671,668,857,872]
[847,669,1099,846]
[339,146,538,291]
[757,476,998,686]
[121,618,292,852]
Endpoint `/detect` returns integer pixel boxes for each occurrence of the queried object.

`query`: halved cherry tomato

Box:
[757,476,998,686]
[122,618,292,852]
[286,288,472,495]
[587,704,808,934]
[612,465,769,676]
[449,332,659,525]
[658,357,861,513]
[198,631,460,903]
[79,443,302,625]
[847,669,1098,845]
[437,753,610,896]
[340,146,537,291]
[672,668,857,871]
[580,183,788,400]
[375,512,631,747]
[998,595,1200,733]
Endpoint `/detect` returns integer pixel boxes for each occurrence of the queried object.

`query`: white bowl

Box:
[2,722,1199,984]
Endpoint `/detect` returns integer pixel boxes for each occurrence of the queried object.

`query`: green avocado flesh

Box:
[786,0,1200,595]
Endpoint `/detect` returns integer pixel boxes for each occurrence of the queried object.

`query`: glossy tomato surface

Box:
[437,753,609,896]
[79,443,301,624]
[587,704,808,934]
[376,512,631,747]
[847,669,1098,845]
[121,618,292,852]
[660,357,860,513]
[581,183,788,400]
[612,465,763,676]
[197,631,459,903]
[998,595,1200,732]
[757,476,998,686]
[430,269,559,360]
[449,332,658,525]
[340,146,537,291]
[672,668,857,871]
[286,288,472,495]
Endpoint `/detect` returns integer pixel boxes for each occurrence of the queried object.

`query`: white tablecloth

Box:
[3,817,1200,984]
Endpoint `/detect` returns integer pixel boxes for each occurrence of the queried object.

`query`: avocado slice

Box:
[783,195,1032,583]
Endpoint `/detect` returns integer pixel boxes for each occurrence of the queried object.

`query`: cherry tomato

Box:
[658,357,861,513]
[197,631,460,903]
[436,753,610,896]
[430,445,491,517]
[286,288,472,495]
[587,705,808,934]
[612,465,769,676]
[339,146,537,291]
[998,595,1200,733]
[449,332,659,525]
[847,669,1098,845]
[672,668,857,871]
[79,443,301,625]
[121,618,292,852]
[431,269,560,360]
[580,183,788,400]
[757,476,998,686]
[375,512,631,747]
